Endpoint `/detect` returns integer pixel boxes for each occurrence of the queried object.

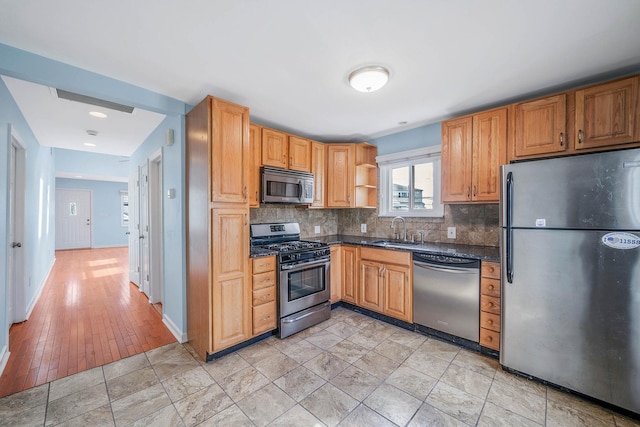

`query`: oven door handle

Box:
[280,258,330,271]
[281,302,330,323]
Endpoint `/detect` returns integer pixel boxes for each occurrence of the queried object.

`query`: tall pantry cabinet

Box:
[186,96,251,361]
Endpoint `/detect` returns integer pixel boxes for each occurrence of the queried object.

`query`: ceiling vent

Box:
[55,89,135,114]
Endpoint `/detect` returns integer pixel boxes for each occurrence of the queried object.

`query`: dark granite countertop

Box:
[306,234,500,261]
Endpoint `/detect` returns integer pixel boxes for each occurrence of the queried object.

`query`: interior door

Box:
[55,188,91,249]
[7,134,26,325]
[128,170,140,286]
[139,163,150,296]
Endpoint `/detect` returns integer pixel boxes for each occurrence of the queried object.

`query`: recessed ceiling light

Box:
[348,66,390,92]
[75,175,83,178]
[89,111,108,118]
[83,142,97,147]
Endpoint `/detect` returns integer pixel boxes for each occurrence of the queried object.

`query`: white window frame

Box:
[120,190,129,227]
[377,146,444,218]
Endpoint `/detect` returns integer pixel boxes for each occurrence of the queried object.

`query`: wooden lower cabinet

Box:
[329,245,342,303]
[341,245,359,304]
[211,208,251,352]
[479,260,501,350]
[251,256,277,336]
[358,247,412,323]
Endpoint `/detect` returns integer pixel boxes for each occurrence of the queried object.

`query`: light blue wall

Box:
[0,76,56,356]
[369,122,442,155]
[55,148,129,180]
[130,115,186,334]
[0,43,189,344]
[56,178,128,248]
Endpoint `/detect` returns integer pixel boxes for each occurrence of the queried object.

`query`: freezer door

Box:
[500,148,640,230]
[500,228,640,413]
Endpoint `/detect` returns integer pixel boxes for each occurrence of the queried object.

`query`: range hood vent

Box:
[55,89,135,113]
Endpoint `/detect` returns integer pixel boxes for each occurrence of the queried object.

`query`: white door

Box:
[128,171,140,286]
[139,163,150,296]
[7,137,26,325]
[55,189,92,250]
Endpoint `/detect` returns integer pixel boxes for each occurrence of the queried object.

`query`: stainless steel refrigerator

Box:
[500,148,640,414]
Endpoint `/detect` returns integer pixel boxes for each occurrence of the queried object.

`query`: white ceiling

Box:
[1,0,640,151]
[1,76,166,157]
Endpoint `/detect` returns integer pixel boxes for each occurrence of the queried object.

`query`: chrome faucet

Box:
[390,216,407,241]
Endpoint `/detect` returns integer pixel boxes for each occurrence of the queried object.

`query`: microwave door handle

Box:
[297,180,303,201]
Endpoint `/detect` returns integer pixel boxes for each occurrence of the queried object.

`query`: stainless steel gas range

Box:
[250,223,331,338]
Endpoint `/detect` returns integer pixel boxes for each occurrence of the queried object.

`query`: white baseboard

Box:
[25,258,56,320]
[163,314,187,343]
[0,345,9,378]
[91,244,128,249]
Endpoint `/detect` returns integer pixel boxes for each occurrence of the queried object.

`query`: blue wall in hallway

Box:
[55,148,129,181]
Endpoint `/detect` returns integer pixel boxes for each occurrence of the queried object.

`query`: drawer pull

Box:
[260,279,272,283]
[258,295,271,300]
[258,316,271,322]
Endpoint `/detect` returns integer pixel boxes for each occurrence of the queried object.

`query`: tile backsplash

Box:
[250,204,500,247]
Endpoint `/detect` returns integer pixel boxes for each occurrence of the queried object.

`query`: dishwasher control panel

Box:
[413,252,479,268]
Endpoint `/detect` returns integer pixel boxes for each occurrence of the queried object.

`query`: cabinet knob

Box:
[487,319,493,325]
[486,335,493,342]
[488,284,494,291]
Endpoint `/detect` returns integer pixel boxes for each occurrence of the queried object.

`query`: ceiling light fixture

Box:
[83,142,96,147]
[348,66,390,92]
[89,111,108,118]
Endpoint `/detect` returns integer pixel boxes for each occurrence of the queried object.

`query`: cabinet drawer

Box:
[481,278,500,297]
[480,328,500,350]
[253,286,276,306]
[253,301,277,335]
[252,271,276,290]
[360,247,410,266]
[252,256,276,274]
[480,311,500,332]
[480,295,500,314]
[481,261,500,279]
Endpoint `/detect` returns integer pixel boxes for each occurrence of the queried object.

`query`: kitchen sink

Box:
[371,240,422,249]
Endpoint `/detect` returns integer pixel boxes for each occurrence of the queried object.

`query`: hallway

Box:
[0,247,176,398]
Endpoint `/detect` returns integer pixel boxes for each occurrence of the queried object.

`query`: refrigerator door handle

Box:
[506,171,514,283]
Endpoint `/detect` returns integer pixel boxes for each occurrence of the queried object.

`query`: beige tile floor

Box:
[0,307,638,427]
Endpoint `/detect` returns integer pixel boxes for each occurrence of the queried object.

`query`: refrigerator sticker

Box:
[601,232,640,249]
[535,219,546,227]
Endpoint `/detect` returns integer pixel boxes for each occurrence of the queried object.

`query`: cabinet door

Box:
[329,245,341,303]
[249,124,262,208]
[211,208,250,351]
[442,116,473,202]
[575,76,639,150]
[310,141,326,208]
[512,94,567,158]
[211,99,250,204]
[358,260,384,313]
[383,263,412,323]
[472,108,507,202]
[288,136,312,172]
[341,245,358,303]
[262,128,288,168]
[327,144,355,207]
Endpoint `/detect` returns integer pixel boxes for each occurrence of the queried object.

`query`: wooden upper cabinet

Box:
[575,76,639,150]
[288,136,312,172]
[511,94,567,159]
[441,116,473,202]
[326,144,355,207]
[262,128,288,168]
[248,124,262,208]
[472,108,507,202]
[442,109,506,203]
[211,98,250,204]
[311,141,326,208]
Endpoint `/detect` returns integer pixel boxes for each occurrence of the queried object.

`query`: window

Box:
[120,191,129,227]
[378,146,444,217]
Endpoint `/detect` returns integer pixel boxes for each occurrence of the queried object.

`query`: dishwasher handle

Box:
[413,260,479,274]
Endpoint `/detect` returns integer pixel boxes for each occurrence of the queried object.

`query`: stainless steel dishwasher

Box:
[413,252,480,342]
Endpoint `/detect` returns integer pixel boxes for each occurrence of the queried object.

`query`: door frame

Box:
[148,149,164,305]
[128,170,140,286]
[6,124,27,325]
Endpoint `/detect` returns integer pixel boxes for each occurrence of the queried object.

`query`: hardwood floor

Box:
[0,247,176,398]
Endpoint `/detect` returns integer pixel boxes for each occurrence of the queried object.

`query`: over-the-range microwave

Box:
[261,166,314,204]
